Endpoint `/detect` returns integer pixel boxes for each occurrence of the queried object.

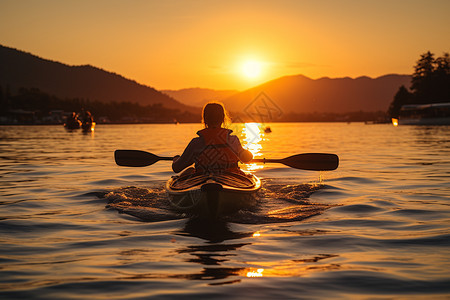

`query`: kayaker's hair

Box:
[202,102,231,128]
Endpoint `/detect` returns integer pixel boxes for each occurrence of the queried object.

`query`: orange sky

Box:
[1,0,449,90]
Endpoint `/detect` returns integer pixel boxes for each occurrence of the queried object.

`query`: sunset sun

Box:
[241,60,263,79]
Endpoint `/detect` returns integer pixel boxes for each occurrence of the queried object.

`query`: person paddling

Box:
[81,110,94,125]
[172,102,253,174]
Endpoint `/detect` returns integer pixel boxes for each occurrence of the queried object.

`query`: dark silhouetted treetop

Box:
[388,51,450,117]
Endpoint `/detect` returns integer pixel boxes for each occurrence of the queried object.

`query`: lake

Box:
[0,123,449,299]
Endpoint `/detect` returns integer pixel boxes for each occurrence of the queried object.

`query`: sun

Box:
[241,60,263,79]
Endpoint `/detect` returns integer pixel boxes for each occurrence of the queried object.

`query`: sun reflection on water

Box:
[241,254,341,279]
[252,231,261,237]
[246,268,264,277]
[242,123,265,171]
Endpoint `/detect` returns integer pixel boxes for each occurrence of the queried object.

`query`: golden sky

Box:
[1,0,449,90]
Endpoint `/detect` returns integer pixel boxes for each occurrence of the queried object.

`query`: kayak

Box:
[166,171,261,217]
[64,120,81,129]
[82,121,96,132]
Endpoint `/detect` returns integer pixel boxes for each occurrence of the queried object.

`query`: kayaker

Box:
[67,112,79,124]
[172,102,253,174]
[81,110,94,124]
[81,110,94,128]
[65,112,81,129]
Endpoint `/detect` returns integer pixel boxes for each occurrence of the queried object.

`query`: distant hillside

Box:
[162,88,239,107]
[0,44,195,112]
[223,74,412,119]
[0,44,413,123]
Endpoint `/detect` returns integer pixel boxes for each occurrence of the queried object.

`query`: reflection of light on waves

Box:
[245,233,263,277]
[247,268,264,277]
[243,123,264,171]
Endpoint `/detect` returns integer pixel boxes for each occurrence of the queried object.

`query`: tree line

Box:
[3,52,448,124]
[1,85,396,124]
[388,51,450,118]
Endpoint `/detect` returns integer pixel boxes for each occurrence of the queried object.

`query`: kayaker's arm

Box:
[230,136,253,163]
[172,139,198,173]
[239,149,253,163]
[172,157,187,173]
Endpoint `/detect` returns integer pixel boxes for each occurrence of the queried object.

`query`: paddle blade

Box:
[115,150,162,167]
[280,153,339,171]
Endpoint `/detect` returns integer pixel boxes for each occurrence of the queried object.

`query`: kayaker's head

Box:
[202,102,230,128]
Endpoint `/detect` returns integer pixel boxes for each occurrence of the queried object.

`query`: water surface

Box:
[1,123,449,299]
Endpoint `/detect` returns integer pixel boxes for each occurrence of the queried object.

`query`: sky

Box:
[0,0,449,91]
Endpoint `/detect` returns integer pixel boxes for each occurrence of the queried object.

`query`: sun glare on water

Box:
[242,123,264,171]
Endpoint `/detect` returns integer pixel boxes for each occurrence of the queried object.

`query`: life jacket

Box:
[195,128,239,173]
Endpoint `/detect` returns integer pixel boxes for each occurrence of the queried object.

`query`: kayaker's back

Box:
[172,102,252,174]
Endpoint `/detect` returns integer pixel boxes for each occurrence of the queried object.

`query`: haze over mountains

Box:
[222,74,411,117]
[162,88,238,108]
[1,44,412,119]
[165,75,412,118]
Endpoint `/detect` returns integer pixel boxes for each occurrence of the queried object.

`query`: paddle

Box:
[115,150,339,171]
[251,153,339,171]
[114,150,173,167]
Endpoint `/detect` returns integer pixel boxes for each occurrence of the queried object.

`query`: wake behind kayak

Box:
[102,178,331,224]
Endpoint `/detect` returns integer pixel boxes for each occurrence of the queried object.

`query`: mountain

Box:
[223,74,412,119]
[1,44,413,122]
[162,88,239,107]
[0,44,194,112]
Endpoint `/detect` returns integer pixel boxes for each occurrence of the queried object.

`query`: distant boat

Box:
[393,102,450,125]
[64,112,82,129]
[264,126,272,133]
[64,119,81,130]
[82,121,96,132]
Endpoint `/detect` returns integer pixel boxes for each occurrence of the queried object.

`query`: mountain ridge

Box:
[1,44,412,119]
[0,44,195,112]
[222,73,412,118]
